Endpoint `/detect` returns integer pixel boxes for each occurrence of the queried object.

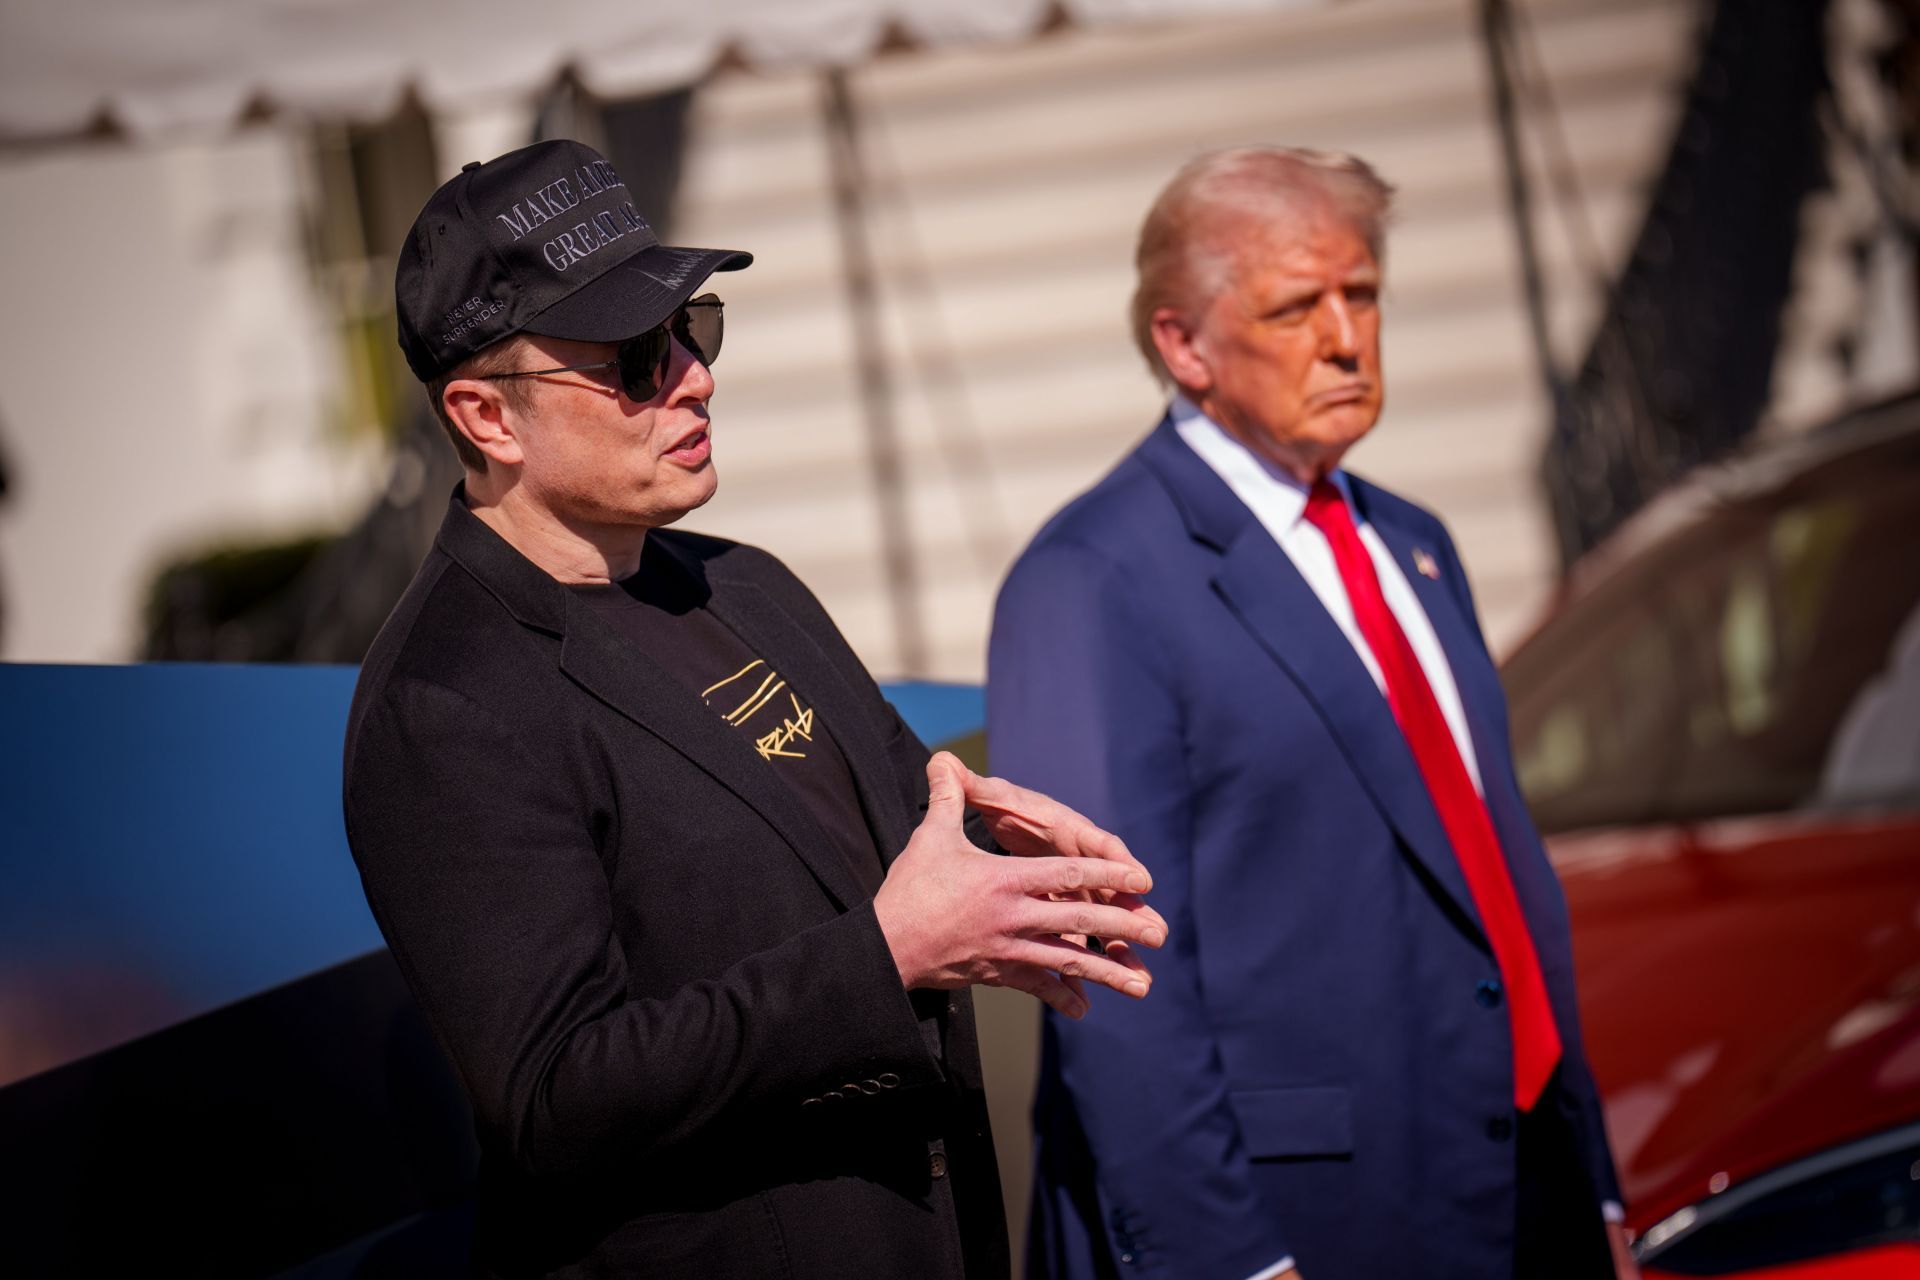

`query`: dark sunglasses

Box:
[481,294,724,401]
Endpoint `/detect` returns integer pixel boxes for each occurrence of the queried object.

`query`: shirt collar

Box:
[1167,394,1352,532]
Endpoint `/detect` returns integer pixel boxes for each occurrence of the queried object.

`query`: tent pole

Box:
[1478,0,1563,404]
[822,67,929,677]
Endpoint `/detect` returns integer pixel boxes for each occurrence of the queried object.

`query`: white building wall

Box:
[669,0,1705,681]
[23,0,1881,684]
[0,129,380,662]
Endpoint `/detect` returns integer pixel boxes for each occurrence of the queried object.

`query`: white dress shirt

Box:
[1171,399,1624,1275]
[1172,396,1484,793]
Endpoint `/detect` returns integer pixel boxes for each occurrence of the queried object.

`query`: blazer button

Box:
[858,1079,883,1095]
[877,1072,901,1089]
[1486,1116,1514,1142]
[929,1151,948,1179]
[1475,979,1503,1008]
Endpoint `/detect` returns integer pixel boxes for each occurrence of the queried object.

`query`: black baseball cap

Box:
[395,138,751,383]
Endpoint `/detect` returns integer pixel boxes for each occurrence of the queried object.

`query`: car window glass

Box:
[1509,435,1920,832]
[1663,481,1920,821]
[1509,576,1694,833]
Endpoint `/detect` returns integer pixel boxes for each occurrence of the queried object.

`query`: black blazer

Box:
[343,493,1007,1279]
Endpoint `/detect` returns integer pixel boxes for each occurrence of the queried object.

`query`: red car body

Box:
[1560,816,1920,1275]
[1503,395,1920,1273]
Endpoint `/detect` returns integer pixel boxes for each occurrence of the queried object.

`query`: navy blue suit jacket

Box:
[987,419,1622,1279]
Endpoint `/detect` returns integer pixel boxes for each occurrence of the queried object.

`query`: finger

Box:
[957,769,1038,818]
[1100,894,1168,936]
[941,752,979,788]
[960,773,1062,849]
[1015,854,1153,899]
[1022,896,1166,949]
[1025,801,1145,870]
[1055,819,1144,870]
[922,751,968,828]
[1046,888,1094,949]
[965,774,1121,854]
[999,961,1089,1019]
[970,780,1147,874]
[1095,888,1161,914]
[1085,938,1149,977]
[1016,937,1152,999]
[1067,884,1167,937]
[1061,972,1089,1005]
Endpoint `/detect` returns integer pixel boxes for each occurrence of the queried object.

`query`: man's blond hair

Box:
[1130,146,1396,385]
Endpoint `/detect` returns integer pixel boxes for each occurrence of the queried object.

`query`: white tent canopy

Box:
[1,0,1321,141]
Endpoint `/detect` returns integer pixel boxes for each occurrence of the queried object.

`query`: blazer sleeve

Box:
[343,675,942,1180]
[988,539,1298,1276]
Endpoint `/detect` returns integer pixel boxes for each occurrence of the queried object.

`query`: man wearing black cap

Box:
[342,139,1167,1279]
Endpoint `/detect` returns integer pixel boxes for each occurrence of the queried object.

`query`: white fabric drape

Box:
[1,0,1323,141]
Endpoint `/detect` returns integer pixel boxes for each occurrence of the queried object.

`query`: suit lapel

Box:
[1212,530,1485,937]
[1136,422,1487,941]
[1357,489,1514,805]
[1359,491,1543,874]
[435,492,883,910]
[696,571,919,866]
[558,591,868,912]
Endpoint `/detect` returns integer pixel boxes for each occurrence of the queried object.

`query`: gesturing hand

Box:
[872,752,1167,1018]
[958,755,1165,983]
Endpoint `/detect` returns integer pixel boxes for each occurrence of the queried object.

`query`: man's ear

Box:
[1149,305,1211,397]
[442,378,525,470]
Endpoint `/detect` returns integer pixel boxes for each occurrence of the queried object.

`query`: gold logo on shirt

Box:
[701,660,817,761]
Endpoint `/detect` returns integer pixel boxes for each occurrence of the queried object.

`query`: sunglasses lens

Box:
[614,296,725,401]
[680,295,724,368]
[616,329,671,401]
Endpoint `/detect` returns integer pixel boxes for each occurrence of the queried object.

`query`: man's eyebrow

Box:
[1269,265,1379,288]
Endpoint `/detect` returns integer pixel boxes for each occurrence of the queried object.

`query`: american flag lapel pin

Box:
[1413,548,1440,580]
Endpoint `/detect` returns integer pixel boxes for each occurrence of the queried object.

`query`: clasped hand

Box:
[873,752,1167,1018]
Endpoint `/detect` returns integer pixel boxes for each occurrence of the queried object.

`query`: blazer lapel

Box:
[1358,490,1541,862]
[558,592,868,912]
[1212,531,1486,938]
[434,492,874,910]
[1136,422,1488,942]
[695,570,919,865]
[1356,490,1514,797]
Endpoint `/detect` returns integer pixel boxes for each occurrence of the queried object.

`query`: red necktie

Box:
[1303,480,1562,1110]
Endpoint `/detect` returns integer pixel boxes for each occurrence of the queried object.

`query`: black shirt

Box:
[568,542,887,898]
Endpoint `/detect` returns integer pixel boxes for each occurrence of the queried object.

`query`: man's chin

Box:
[654,469,719,526]
[1310,408,1380,454]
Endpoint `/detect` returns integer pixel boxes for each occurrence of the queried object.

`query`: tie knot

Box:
[1303,478,1349,533]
